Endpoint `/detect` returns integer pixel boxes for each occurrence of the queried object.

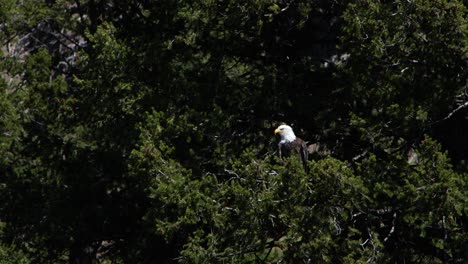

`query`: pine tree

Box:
[0,0,466,263]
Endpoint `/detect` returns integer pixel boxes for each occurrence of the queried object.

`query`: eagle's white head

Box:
[274,124,296,143]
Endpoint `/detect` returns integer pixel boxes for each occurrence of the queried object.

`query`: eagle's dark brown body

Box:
[278,137,309,172]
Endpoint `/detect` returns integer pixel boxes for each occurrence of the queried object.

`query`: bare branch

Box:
[342,150,368,168]
[431,101,468,125]
[384,212,397,242]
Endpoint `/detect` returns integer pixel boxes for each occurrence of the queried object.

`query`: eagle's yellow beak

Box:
[274,128,281,135]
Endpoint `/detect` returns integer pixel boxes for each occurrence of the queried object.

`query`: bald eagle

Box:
[274,124,308,172]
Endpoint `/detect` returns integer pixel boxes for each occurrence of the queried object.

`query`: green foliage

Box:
[341,0,466,138]
[0,84,21,165]
[0,243,30,264]
[0,0,466,263]
[355,136,467,262]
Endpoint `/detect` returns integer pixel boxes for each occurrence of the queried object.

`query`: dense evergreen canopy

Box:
[0,0,467,263]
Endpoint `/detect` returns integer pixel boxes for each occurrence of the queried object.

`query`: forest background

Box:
[0,0,467,263]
